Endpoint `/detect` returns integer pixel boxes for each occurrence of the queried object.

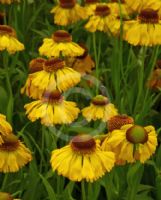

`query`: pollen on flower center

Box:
[0,25,16,37]
[95,5,111,16]
[138,9,159,24]
[59,0,76,8]
[53,30,72,43]
[29,58,46,73]
[43,90,63,104]
[85,0,99,4]
[92,95,109,106]
[126,125,148,144]
[71,134,96,153]
[0,134,20,152]
[43,58,65,72]
[108,115,134,132]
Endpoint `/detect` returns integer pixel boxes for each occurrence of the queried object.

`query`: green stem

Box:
[1,174,8,190]
[81,181,86,200]
[3,52,13,123]
[92,32,100,95]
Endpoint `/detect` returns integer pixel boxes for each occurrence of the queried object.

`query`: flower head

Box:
[148,68,161,90]
[0,114,12,145]
[0,25,24,53]
[50,0,87,26]
[39,30,84,58]
[124,9,161,46]
[0,134,32,173]
[65,44,95,75]
[82,95,118,122]
[50,134,115,182]
[21,57,46,99]
[102,124,157,163]
[85,4,117,32]
[22,58,81,99]
[24,90,80,126]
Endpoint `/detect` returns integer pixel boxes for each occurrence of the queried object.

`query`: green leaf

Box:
[39,173,57,200]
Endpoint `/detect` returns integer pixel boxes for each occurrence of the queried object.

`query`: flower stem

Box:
[81,181,86,200]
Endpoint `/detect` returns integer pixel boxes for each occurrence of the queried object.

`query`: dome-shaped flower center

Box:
[126,125,148,144]
[0,134,19,152]
[139,9,159,24]
[108,115,134,132]
[29,58,46,73]
[76,43,88,59]
[43,90,63,104]
[71,134,96,154]
[53,30,72,43]
[0,25,16,37]
[43,58,65,72]
[85,0,99,4]
[92,95,109,106]
[0,192,13,200]
[95,5,111,16]
[59,0,76,8]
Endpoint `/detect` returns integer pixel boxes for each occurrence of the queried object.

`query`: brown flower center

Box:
[92,95,109,106]
[59,0,76,8]
[43,90,63,104]
[71,134,96,154]
[76,43,88,59]
[43,58,65,72]
[29,58,46,73]
[0,25,16,37]
[85,0,99,4]
[138,9,159,24]
[52,30,72,43]
[126,125,148,144]
[95,5,110,16]
[0,134,19,152]
[108,115,134,132]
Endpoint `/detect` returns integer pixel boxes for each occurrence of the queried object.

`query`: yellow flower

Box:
[84,0,100,17]
[21,57,46,99]
[22,58,81,99]
[0,0,19,4]
[108,0,132,17]
[0,114,12,145]
[65,44,95,75]
[85,4,117,32]
[39,30,84,58]
[51,0,87,26]
[125,0,161,12]
[0,134,32,173]
[0,192,13,200]
[103,114,134,165]
[124,9,161,46]
[82,95,118,122]
[0,25,24,54]
[24,90,80,126]
[50,134,115,182]
[102,124,157,163]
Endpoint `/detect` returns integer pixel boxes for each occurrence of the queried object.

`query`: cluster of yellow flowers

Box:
[51,0,161,46]
[0,0,159,187]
